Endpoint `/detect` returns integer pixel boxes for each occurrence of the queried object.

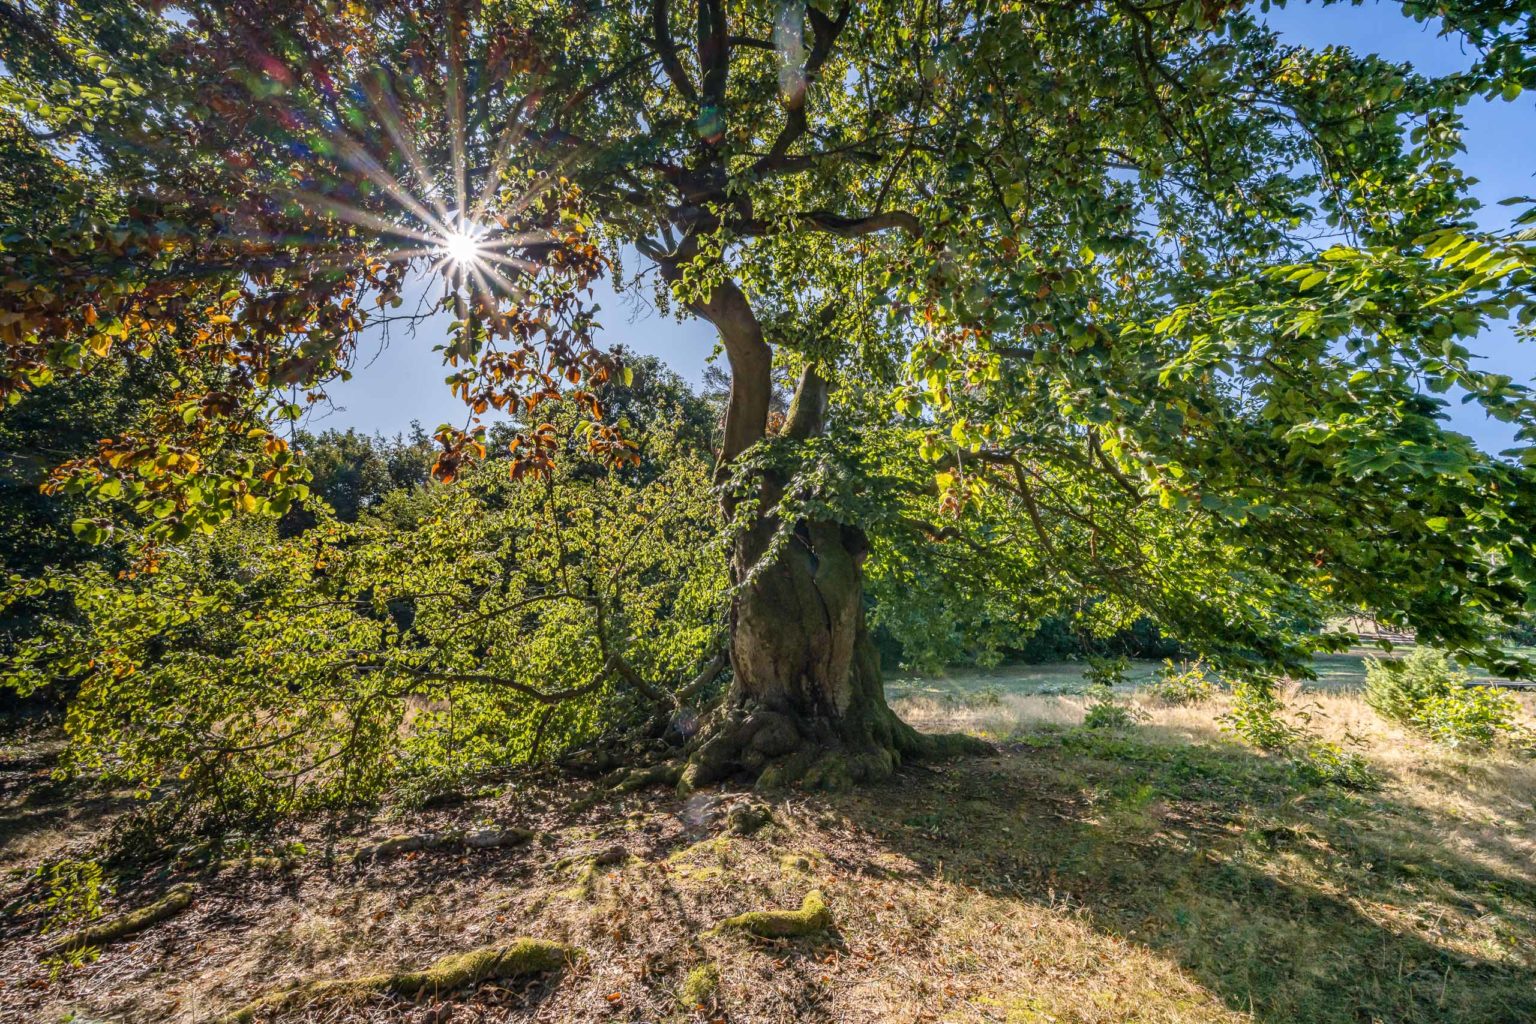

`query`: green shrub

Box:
[1083,697,1139,730]
[1145,658,1219,706]
[1290,741,1378,790]
[1365,649,1529,750]
[1222,681,1299,752]
[1081,656,1142,729]
[1364,649,1464,724]
[1221,681,1378,790]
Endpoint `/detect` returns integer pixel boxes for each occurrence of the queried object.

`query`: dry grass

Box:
[2,681,1534,1024]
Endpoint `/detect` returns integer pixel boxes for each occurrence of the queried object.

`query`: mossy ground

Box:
[2,681,1534,1023]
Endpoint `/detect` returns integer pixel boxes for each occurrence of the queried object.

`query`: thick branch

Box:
[697,0,728,111]
[780,365,830,439]
[753,1,853,175]
[651,0,696,102]
[797,210,922,238]
[643,237,771,465]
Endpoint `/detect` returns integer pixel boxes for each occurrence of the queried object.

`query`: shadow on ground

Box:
[837,728,1536,1024]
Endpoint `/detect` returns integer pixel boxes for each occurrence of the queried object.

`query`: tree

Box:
[2,1,1533,789]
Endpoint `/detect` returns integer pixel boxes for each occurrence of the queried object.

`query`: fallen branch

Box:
[42,883,197,957]
[215,937,581,1023]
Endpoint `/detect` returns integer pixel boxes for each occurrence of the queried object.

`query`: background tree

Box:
[2,1,1533,790]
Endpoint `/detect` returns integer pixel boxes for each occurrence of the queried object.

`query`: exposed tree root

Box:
[214,937,581,1023]
[42,883,197,957]
[212,855,300,876]
[352,827,534,863]
[609,762,683,794]
[714,889,833,938]
[678,701,991,794]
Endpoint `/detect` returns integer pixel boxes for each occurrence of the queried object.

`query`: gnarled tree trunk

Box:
[661,259,985,790]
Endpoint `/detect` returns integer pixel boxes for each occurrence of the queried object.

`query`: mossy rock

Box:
[217,937,580,1023]
[678,962,721,1008]
[714,890,833,939]
[43,883,198,957]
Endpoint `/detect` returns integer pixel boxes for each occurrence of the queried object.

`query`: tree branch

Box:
[651,0,696,103]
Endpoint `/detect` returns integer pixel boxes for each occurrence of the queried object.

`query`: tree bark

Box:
[652,250,985,790]
[682,363,986,791]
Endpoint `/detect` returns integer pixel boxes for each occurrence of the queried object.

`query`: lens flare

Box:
[441,227,483,267]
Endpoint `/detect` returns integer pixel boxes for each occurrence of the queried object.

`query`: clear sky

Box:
[316,1,1535,453]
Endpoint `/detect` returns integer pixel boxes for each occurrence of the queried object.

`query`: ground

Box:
[2,659,1534,1024]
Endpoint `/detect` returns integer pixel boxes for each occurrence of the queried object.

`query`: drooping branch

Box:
[675,650,728,703]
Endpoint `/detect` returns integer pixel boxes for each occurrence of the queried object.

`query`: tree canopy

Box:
[2,0,1535,791]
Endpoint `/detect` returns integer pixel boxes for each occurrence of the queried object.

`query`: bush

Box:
[1145,658,1219,706]
[1221,681,1378,790]
[1364,649,1529,750]
[1083,695,1141,730]
[1,409,727,835]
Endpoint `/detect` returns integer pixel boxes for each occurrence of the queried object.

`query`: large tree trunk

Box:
[653,251,983,791]
[679,369,984,792]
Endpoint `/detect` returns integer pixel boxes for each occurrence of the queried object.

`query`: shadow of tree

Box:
[835,728,1536,1024]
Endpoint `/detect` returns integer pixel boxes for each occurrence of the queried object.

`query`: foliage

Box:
[1145,658,1221,706]
[287,424,436,525]
[1223,681,1378,789]
[1,411,725,826]
[1365,648,1532,750]
[1083,656,1131,690]
[1223,680,1306,753]
[0,0,1529,683]
[1082,658,1141,729]
[1083,693,1142,731]
[31,858,106,968]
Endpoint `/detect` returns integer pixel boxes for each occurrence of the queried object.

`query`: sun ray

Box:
[479,249,539,276]
[356,73,456,229]
[274,189,443,248]
[321,132,454,240]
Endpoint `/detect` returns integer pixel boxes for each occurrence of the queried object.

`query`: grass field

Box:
[886,649,1536,704]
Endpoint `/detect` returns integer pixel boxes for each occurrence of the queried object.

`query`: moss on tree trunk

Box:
[683,485,988,792]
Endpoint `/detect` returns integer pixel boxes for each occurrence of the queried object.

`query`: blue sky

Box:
[318,2,1535,453]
